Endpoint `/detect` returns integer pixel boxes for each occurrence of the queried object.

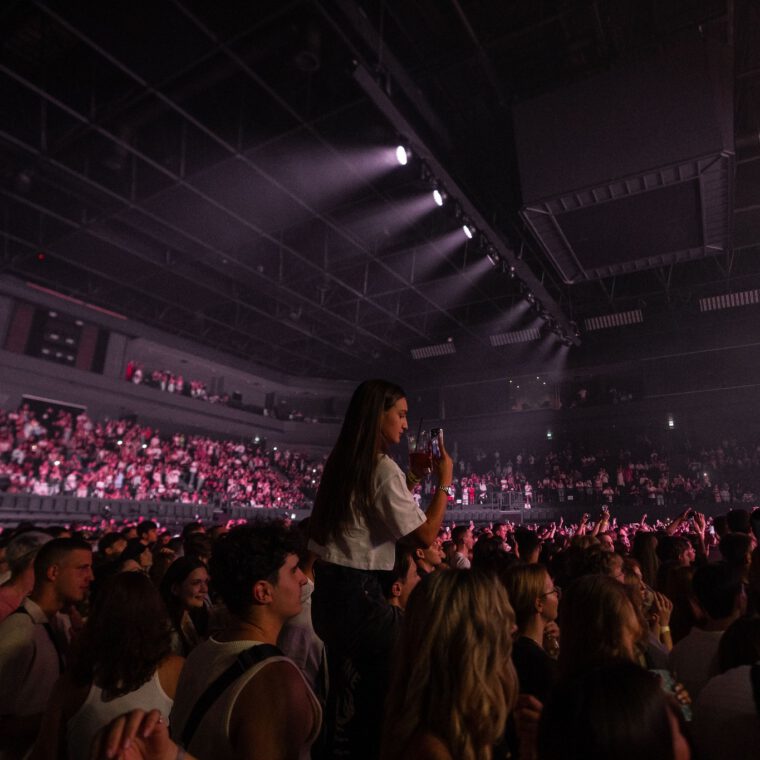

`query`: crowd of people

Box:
[126,361,230,406]
[3,401,760,523]
[125,362,323,422]
[0,379,758,759]
[0,406,319,508]
[0,494,757,757]
[448,437,760,509]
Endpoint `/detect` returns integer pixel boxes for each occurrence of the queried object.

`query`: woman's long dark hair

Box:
[159,556,209,652]
[70,571,172,699]
[631,531,659,589]
[558,575,640,678]
[310,379,405,545]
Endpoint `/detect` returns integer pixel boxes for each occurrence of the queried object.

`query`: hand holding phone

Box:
[430,429,453,488]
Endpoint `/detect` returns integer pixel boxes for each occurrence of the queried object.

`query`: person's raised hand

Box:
[433,435,454,487]
[89,709,179,760]
[693,512,706,536]
[652,591,673,628]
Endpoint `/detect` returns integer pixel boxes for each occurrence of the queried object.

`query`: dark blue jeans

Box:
[312,562,401,760]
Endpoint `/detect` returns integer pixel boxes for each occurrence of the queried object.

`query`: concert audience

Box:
[0,406,319,508]
[2,389,760,759]
[3,402,760,521]
[126,361,226,406]
[125,361,325,422]
[3,504,759,760]
[448,436,760,510]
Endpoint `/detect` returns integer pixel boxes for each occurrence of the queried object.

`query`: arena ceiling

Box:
[1,0,760,381]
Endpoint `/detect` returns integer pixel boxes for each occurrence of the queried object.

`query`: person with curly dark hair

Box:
[168,521,322,760]
[29,571,183,760]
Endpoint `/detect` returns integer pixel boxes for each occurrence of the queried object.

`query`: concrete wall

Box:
[0,349,338,454]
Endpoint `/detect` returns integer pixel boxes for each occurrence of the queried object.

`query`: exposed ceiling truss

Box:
[0,0,758,382]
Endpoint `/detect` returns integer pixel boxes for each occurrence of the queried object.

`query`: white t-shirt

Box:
[277,578,325,695]
[452,552,471,570]
[309,455,426,571]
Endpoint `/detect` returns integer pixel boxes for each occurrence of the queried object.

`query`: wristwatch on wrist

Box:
[438,484,454,497]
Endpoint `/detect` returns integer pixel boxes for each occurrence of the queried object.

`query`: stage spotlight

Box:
[432,188,445,206]
[486,247,500,266]
[463,223,474,239]
[396,145,409,165]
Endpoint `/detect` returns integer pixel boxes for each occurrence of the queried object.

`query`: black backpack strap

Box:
[180,643,283,749]
[751,662,760,716]
[12,605,66,674]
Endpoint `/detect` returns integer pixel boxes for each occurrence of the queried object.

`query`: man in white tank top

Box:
[168,522,322,760]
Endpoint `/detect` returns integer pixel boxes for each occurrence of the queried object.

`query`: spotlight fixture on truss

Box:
[421,164,447,207]
[395,145,410,165]
[354,62,580,346]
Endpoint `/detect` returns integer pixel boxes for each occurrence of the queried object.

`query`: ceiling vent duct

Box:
[585,309,643,331]
[410,342,456,360]
[699,289,760,312]
[489,328,541,346]
[515,34,733,284]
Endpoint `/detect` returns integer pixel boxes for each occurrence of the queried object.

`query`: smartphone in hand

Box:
[430,428,443,458]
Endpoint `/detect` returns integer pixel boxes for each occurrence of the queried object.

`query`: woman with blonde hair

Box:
[501,563,560,702]
[381,569,519,760]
